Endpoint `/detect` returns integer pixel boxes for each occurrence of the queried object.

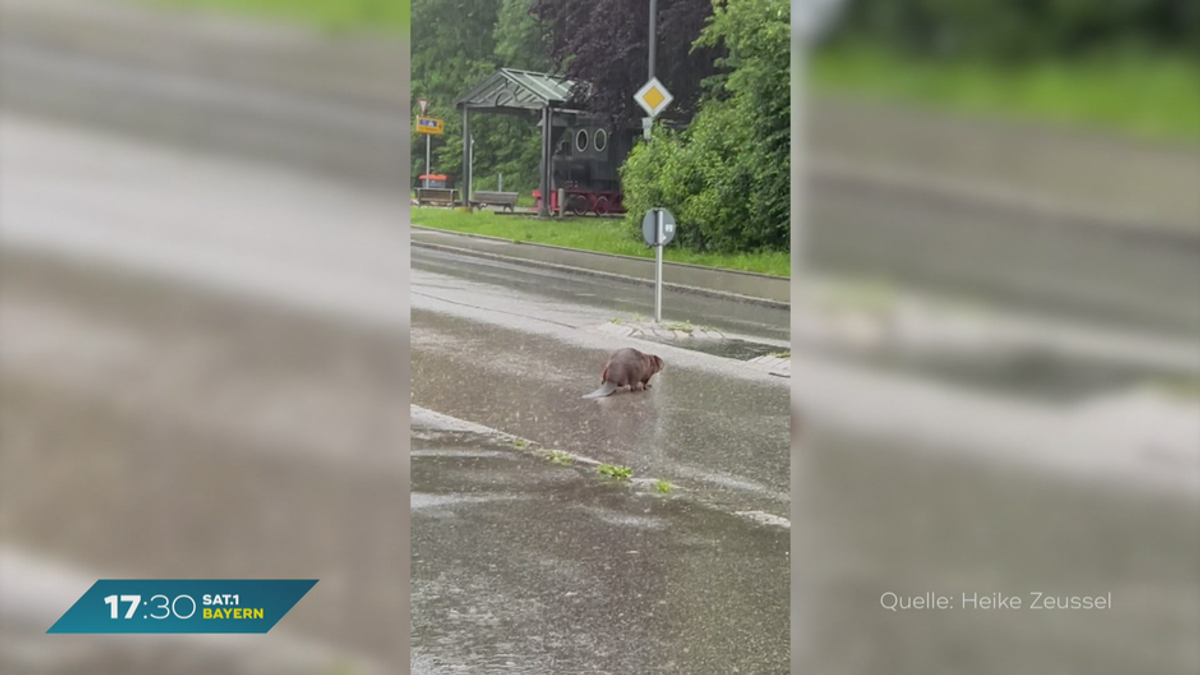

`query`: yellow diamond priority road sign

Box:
[634,77,673,118]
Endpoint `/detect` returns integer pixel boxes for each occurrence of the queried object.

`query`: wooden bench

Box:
[471,191,520,212]
[415,187,458,206]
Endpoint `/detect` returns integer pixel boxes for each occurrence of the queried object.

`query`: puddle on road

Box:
[629,333,784,361]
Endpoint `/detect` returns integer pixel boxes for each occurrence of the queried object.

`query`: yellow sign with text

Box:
[416,117,444,135]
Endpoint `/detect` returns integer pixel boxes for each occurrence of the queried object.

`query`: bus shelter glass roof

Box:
[454,68,580,112]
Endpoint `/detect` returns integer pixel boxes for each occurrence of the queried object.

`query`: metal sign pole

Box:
[645,0,657,141]
[648,0,656,81]
[644,2,670,323]
[642,206,675,323]
[654,208,663,323]
[418,98,431,189]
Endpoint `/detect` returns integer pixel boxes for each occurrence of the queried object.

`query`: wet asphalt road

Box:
[413,246,791,343]
[410,258,792,520]
[411,411,789,674]
[410,233,791,672]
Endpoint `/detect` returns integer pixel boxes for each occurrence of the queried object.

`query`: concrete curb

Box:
[411,227,791,308]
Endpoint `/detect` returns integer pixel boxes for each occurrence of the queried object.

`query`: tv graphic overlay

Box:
[47,580,318,634]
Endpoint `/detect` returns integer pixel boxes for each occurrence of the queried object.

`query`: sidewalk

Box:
[412,226,791,306]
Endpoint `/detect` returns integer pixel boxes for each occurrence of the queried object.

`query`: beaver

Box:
[582,348,665,398]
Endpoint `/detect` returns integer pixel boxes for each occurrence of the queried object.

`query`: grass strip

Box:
[412,208,790,278]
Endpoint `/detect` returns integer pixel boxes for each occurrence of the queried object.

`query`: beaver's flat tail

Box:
[582,382,620,399]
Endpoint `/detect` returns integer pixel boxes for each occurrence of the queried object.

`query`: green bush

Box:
[620,93,787,255]
[618,0,789,255]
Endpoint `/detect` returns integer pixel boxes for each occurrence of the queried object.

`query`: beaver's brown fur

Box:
[584,348,664,398]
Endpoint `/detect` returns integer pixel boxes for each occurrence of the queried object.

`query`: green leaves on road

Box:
[598,464,633,480]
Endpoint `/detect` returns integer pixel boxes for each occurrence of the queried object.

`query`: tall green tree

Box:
[411,0,501,184]
[529,0,723,128]
[411,0,553,192]
[480,0,552,191]
[494,0,552,71]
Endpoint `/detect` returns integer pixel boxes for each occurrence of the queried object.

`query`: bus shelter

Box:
[454,68,585,216]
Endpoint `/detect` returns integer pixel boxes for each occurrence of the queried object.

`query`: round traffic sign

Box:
[641,208,677,247]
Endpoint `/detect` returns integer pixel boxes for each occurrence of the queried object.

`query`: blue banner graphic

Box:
[47,579,318,634]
